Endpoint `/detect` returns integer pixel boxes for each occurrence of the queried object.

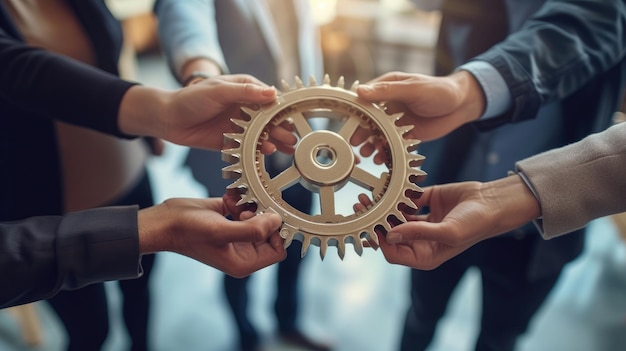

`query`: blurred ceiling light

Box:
[309,0,338,25]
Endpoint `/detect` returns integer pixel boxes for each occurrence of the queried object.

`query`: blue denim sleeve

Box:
[154,0,228,82]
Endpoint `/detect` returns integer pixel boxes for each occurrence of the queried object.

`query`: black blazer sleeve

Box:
[0,29,137,138]
[474,0,626,127]
[0,206,142,308]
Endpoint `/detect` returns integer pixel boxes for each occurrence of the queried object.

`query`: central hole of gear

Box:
[314,146,335,167]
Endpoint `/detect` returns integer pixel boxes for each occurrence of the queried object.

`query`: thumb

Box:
[386,221,454,244]
[357,82,414,103]
[219,213,282,243]
[221,82,277,105]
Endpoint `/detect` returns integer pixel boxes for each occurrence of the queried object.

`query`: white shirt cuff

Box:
[459,61,512,120]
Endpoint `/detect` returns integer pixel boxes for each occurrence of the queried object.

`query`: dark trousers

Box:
[47,171,156,351]
[186,148,314,350]
[224,182,312,350]
[399,235,563,351]
[224,241,305,350]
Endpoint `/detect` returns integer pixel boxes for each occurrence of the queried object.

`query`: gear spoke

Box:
[291,112,313,137]
[319,185,336,217]
[337,115,361,140]
[350,166,384,191]
[268,164,301,191]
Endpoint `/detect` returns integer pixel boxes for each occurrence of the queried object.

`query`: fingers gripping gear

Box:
[222,75,426,259]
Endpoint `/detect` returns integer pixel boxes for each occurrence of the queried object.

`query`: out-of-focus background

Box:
[2,1,625,350]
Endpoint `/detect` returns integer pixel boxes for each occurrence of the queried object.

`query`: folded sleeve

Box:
[0,206,142,308]
[515,123,626,238]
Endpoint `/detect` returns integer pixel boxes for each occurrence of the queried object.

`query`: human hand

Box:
[354,71,486,144]
[118,74,291,153]
[137,197,286,278]
[363,175,540,270]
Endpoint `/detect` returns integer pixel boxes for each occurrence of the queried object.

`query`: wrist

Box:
[453,70,486,123]
[182,71,215,87]
[118,85,172,139]
[482,175,541,235]
[138,204,173,255]
[180,58,222,86]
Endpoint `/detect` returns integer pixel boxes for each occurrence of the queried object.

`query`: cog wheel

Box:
[222,74,426,259]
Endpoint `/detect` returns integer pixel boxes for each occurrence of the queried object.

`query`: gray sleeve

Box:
[515,122,626,239]
[154,0,228,81]
[0,206,141,308]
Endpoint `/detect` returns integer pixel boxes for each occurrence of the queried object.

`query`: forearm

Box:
[0,33,136,137]
[0,206,141,308]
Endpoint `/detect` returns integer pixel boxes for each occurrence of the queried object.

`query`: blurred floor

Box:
[1,51,625,351]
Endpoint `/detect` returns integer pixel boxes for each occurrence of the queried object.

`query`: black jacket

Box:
[0,0,140,308]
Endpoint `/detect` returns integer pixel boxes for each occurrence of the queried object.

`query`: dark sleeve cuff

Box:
[56,205,142,289]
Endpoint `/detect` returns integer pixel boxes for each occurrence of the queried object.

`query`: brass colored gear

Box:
[222,75,426,259]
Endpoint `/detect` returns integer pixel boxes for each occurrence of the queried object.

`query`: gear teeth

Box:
[236,192,255,206]
[398,124,414,137]
[309,75,317,87]
[295,76,304,89]
[323,74,331,86]
[350,80,360,92]
[408,153,425,166]
[337,76,345,89]
[300,236,312,258]
[240,106,258,117]
[281,228,294,247]
[390,112,404,121]
[336,239,346,260]
[352,237,364,256]
[222,148,240,163]
[223,132,242,144]
[222,164,242,179]
[230,118,250,129]
[404,140,421,153]
[402,196,419,211]
[319,240,328,260]
[280,79,291,92]
[225,178,246,190]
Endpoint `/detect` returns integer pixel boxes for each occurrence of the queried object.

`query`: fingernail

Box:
[262,86,276,97]
[358,85,373,94]
[386,232,403,243]
[270,234,284,247]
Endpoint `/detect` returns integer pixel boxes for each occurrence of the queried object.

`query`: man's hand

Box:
[351,71,486,163]
[138,197,286,278]
[365,176,540,270]
[118,74,282,153]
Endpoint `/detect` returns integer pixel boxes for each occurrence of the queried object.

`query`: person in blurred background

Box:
[155,1,331,350]
[353,0,626,350]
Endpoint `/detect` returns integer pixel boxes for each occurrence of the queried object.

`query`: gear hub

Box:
[222,75,426,259]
